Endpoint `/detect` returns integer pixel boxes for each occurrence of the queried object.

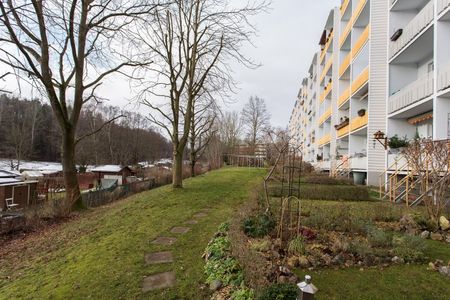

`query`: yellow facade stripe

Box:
[349,114,368,132]
[351,67,369,94]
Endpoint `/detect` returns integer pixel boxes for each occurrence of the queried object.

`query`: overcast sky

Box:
[3,1,340,129]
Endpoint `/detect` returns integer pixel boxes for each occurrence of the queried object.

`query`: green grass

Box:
[0,167,266,299]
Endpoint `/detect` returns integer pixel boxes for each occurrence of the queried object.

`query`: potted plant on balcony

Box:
[388,135,409,153]
[335,117,350,130]
[357,109,366,117]
[316,154,323,161]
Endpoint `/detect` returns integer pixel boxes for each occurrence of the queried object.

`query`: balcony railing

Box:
[438,64,450,92]
[438,0,450,14]
[320,80,333,103]
[320,58,333,83]
[351,67,369,94]
[350,156,367,170]
[318,134,331,146]
[349,114,368,132]
[318,107,332,125]
[337,124,350,138]
[351,24,370,59]
[389,1,434,59]
[339,52,351,77]
[340,0,368,48]
[320,31,334,64]
[340,0,350,17]
[338,86,351,107]
[389,73,434,113]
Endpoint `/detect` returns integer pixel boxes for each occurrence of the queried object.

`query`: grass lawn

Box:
[0,167,266,299]
[293,200,450,300]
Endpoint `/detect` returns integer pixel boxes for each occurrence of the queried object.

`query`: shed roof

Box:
[90,165,129,173]
[0,169,20,178]
[0,178,21,184]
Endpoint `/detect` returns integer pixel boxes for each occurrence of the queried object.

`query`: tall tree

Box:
[241,96,271,148]
[220,110,242,152]
[138,0,268,188]
[0,1,157,215]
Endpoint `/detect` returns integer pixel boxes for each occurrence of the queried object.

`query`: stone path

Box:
[142,209,210,292]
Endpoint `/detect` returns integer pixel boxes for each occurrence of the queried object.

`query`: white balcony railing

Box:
[389,73,434,114]
[389,1,434,59]
[438,0,450,14]
[438,64,450,92]
[350,156,367,170]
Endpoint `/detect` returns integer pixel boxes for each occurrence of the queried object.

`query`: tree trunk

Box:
[61,129,83,215]
[172,150,183,188]
[190,152,196,178]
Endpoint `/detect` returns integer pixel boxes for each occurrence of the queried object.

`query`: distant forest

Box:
[0,94,171,167]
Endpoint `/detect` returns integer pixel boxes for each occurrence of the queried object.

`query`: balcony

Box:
[438,64,450,92]
[389,73,434,113]
[320,80,333,103]
[318,106,332,125]
[337,124,350,138]
[340,0,368,48]
[318,134,331,146]
[316,160,331,170]
[351,24,370,59]
[389,1,434,59]
[320,31,334,64]
[350,156,367,170]
[338,86,351,107]
[320,58,333,83]
[438,0,450,14]
[351,67,369,94]
[349,113,368,132]
[340,0,351,17]
[339,52,351,77]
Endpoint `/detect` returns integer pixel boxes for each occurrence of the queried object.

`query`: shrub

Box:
[205,257,244,286]
[301,175,352,185]
[258,283,298,300]
[232,285,255,300]
[412,213,438,231]
[242,213,276,238]
[349,239,373,258]
[392,235,427,262]
[288,236,306,255]
[206,236,231,260]
[366,227,393,248]
[331,235,350,253]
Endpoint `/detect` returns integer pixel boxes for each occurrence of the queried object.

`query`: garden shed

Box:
[90,165,134,185]
[0,178,38,211]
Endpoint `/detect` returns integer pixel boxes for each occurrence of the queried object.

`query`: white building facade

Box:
[289,0,450,186]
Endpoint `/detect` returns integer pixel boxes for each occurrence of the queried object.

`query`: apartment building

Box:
[289,0,450,185]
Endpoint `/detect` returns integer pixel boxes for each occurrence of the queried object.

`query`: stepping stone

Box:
[184,219,198,225]
[151,236,177,245]
[170,227,191,234]
[142,271,176,292]
[145,251,174,265]
[193,212,208,218]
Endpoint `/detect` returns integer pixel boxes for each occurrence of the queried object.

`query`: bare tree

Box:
[220,110,242,152]
[138,0,268,188]
[403,139,450,225]
[0,1,157,215]
[189,97,217,177]
[241,96,271,148]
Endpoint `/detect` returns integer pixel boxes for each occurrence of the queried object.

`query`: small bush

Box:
[242,213,276,238]
[349,239,373,258]
[392,235,427,262]
[258,283,298,300]
[301,175,353,185]
[232,285,255,300]
[205,257,244,286]
[206,236,231,260]
[366,227,393,248]
[288,236,306,255]
[412,213,438,231]
[331,235,350,253]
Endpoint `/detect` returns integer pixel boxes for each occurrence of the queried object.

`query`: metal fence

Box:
[81,179,156,208]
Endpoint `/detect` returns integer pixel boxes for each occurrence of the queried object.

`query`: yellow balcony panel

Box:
[351,24,370,59]
[337,124,350,138]
[351,67,369,94]
[318,134,331,146]
[339,52,351,77]
[320,58,333,83]
[340,0,350,17]
[349,114,368,132]
[319,80,333,103]
[353,0,368,25]
[338,87,351,107]
[320,31,334,64]
[318,107,332,125]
